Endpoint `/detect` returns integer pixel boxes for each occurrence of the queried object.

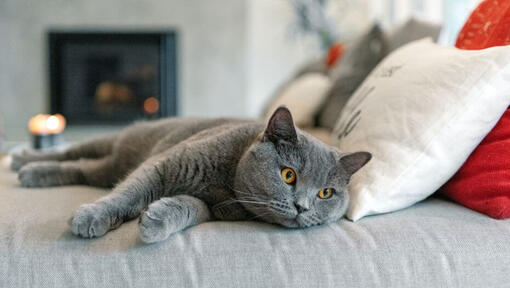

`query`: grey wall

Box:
[0,0,372,142]
[0,0,252,141]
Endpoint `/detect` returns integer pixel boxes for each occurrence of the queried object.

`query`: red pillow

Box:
[442,0,510,219]
[456,0,510,49]
[442,109,510,219]
[325,43,344,67]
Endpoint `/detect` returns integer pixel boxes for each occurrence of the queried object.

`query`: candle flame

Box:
[28,114,66,135]
[46,116,60,131]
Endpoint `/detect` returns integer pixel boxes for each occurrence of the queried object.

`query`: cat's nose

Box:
[294,201,309,214]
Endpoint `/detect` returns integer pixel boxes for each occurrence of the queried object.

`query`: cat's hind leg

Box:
[18,156,116,188]
[139,195,211,243]
[10,134,117,171]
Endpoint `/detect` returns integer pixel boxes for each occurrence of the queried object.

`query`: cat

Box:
[11,107,371,243]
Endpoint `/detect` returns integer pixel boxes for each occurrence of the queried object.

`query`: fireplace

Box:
[48,31,177,125]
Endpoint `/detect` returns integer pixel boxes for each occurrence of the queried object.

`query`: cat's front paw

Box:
[70,204,111,238]
[139,199,180,243]
[139,209,172,244]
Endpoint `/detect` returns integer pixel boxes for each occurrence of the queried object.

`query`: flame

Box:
[46,115,60,131]
[28,114,66,135]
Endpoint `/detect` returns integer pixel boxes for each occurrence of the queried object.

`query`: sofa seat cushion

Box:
[1,165,509,287]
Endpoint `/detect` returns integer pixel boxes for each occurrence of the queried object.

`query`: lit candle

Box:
[28,114,66,135]
[28,114,66,149]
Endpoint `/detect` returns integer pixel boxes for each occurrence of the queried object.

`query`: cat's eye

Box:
[281,168,296,184]
[318,188,334,199]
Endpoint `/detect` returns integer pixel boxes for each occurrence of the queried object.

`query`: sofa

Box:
[4,11,510,286]
[1,158,510,287]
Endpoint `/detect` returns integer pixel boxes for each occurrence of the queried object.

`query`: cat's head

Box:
[234,107,371,228]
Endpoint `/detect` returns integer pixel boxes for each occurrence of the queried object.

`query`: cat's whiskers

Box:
[237,195,268,201]
[233,199,267,206]
[227,184,269,199]
[248,211,272,221]
[230,188,257,197]
[212,199,239,209]
[212,196,268,210]
[227,185,270,205]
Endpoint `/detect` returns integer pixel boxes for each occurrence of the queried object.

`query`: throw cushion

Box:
[441,109,510,219]
[456,0,510,50]
[386,18,442,53]
[441,0,510,219]
[317,24,387,130]
[263,58,328,117]
[265,73,331,128]
[326,43,344,67]
[332,38,510,221]
[294,59,328,78]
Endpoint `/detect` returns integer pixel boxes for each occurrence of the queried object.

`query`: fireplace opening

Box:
[48,31,177,125]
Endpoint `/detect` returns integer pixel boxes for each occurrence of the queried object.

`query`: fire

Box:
[28,114,66,135]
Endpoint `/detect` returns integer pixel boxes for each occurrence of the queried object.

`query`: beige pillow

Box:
[266,73,331,128]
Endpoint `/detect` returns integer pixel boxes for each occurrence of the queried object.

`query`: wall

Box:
[370,0,482,44]
[245,0,318,117]
[244,0,373,117]
[0,0,250,141]
[0,0,372,142]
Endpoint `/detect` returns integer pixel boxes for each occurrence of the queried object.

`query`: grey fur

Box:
[12,107,371,243]
[140,195,211,243]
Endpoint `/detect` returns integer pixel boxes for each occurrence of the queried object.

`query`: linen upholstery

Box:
[1,164,510,287]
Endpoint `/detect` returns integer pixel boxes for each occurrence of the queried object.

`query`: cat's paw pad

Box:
[70,204,111,238]
[18,162,60,188]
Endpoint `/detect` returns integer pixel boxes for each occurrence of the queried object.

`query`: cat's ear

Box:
[264,106,298,144]
[339,152,372,175]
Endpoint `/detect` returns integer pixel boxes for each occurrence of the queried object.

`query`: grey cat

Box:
[11,107,371,243]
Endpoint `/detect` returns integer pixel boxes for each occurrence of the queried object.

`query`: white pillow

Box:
[267,73,331,127]
[333,38,510,221]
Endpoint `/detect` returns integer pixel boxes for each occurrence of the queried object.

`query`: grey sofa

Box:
[1,162,509,288]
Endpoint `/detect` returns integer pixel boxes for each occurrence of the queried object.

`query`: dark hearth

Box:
[48,31,177,125]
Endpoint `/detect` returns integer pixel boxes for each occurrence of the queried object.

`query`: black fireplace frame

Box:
[48,30,178,124]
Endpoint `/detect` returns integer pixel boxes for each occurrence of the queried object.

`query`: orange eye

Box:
[318,188,334,199]
[281,168,296,184]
